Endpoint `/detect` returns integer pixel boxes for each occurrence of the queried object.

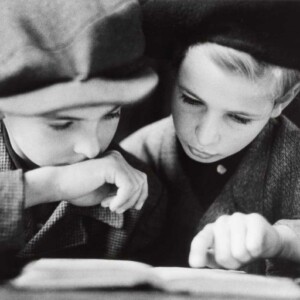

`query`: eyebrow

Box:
[44,105,121,121]
[178,85,262,119]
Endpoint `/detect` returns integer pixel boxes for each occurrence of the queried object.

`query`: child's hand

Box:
[25,150,148,213]
[60,150,148,213]
[189,213,283,270]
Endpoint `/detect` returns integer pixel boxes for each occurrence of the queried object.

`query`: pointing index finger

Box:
[189,224,214,268]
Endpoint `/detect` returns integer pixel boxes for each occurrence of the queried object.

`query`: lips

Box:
[188,145,217,159]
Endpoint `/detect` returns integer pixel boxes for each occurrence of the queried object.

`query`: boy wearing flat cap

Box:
[0,0,166,278]
[122,0,300,276]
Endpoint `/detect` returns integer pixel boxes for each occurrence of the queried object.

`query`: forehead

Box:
[178,46,274,113]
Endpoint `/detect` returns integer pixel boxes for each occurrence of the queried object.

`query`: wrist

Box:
[273,224,300,261]
[24,167,60,208]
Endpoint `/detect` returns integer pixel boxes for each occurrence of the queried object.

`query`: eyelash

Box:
[181,94,203,106]
[228,114,252,125]
[49,122,73,131]
[49,110,121,131]
[104,110,121,120]
[180,93,252,125]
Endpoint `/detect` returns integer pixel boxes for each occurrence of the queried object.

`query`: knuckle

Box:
[247,213,262,222]
[228,262,241,270]
[109,150,122,161]
[215,254,240,269]
[230,212,244,221]
[246,213,267,230]
[192,232,206,246]
[229,212,246,228]
[247,242,263,258]
[231,249,249,263]
[201,223,213,234]
[215,253,229,267]
[110,150,121,156]
[215,215,229,228]
[130,184,141,196]
[133,181,142,191]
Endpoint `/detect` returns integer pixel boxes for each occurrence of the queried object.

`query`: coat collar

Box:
[71,204,124,229]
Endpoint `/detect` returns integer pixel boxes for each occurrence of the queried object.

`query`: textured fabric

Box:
[141,0,300,71]
[0,124,167,270]
[121,115,300,276]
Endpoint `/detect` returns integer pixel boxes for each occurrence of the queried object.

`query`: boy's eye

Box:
[104,109,121,120]
[181,94,203,106]
[49,121,73,131]
[229,114,252,125]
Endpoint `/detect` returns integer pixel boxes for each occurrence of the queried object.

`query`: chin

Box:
[188,153,221,164]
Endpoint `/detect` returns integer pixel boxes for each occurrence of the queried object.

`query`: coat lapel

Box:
[20,202,126,258]
[19,201,87,257]
[230,121,273,218]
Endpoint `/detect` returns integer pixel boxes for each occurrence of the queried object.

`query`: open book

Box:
[10,258,300,299]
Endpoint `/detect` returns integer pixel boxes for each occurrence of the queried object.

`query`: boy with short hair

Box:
[122,0,300,276]
[0,0,165,278]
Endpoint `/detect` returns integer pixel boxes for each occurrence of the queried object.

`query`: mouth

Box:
[188,145,217,159]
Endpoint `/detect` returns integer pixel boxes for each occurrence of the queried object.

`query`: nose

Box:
[195,114,220,147]
[73,125,101,159]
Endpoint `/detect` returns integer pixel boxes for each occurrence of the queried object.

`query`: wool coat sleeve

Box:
[0,169,26,278]
[257,117,300,277]
[121,117,172,171]
[0,170,25,249]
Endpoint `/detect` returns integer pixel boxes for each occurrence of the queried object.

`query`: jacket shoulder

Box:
[265,116,300,217]
[120,116,175,168]
[270,116,300,163]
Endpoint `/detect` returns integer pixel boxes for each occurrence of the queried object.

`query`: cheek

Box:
[223,122,268,154]
[98,121,119,148]
[15,128,73,163]
[173,111,191,137]
[23,135,63,159]
[172,102,195,135]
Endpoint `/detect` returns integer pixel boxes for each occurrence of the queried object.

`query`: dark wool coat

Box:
[122,115,300,276]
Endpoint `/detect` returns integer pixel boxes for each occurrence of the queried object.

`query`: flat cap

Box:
[0,0,158,115]
[141,0,300,70]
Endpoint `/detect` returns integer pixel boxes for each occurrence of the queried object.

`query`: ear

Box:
[271,82,300,118]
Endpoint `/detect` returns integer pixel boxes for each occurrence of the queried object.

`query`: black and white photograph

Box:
[1,0,300,299]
